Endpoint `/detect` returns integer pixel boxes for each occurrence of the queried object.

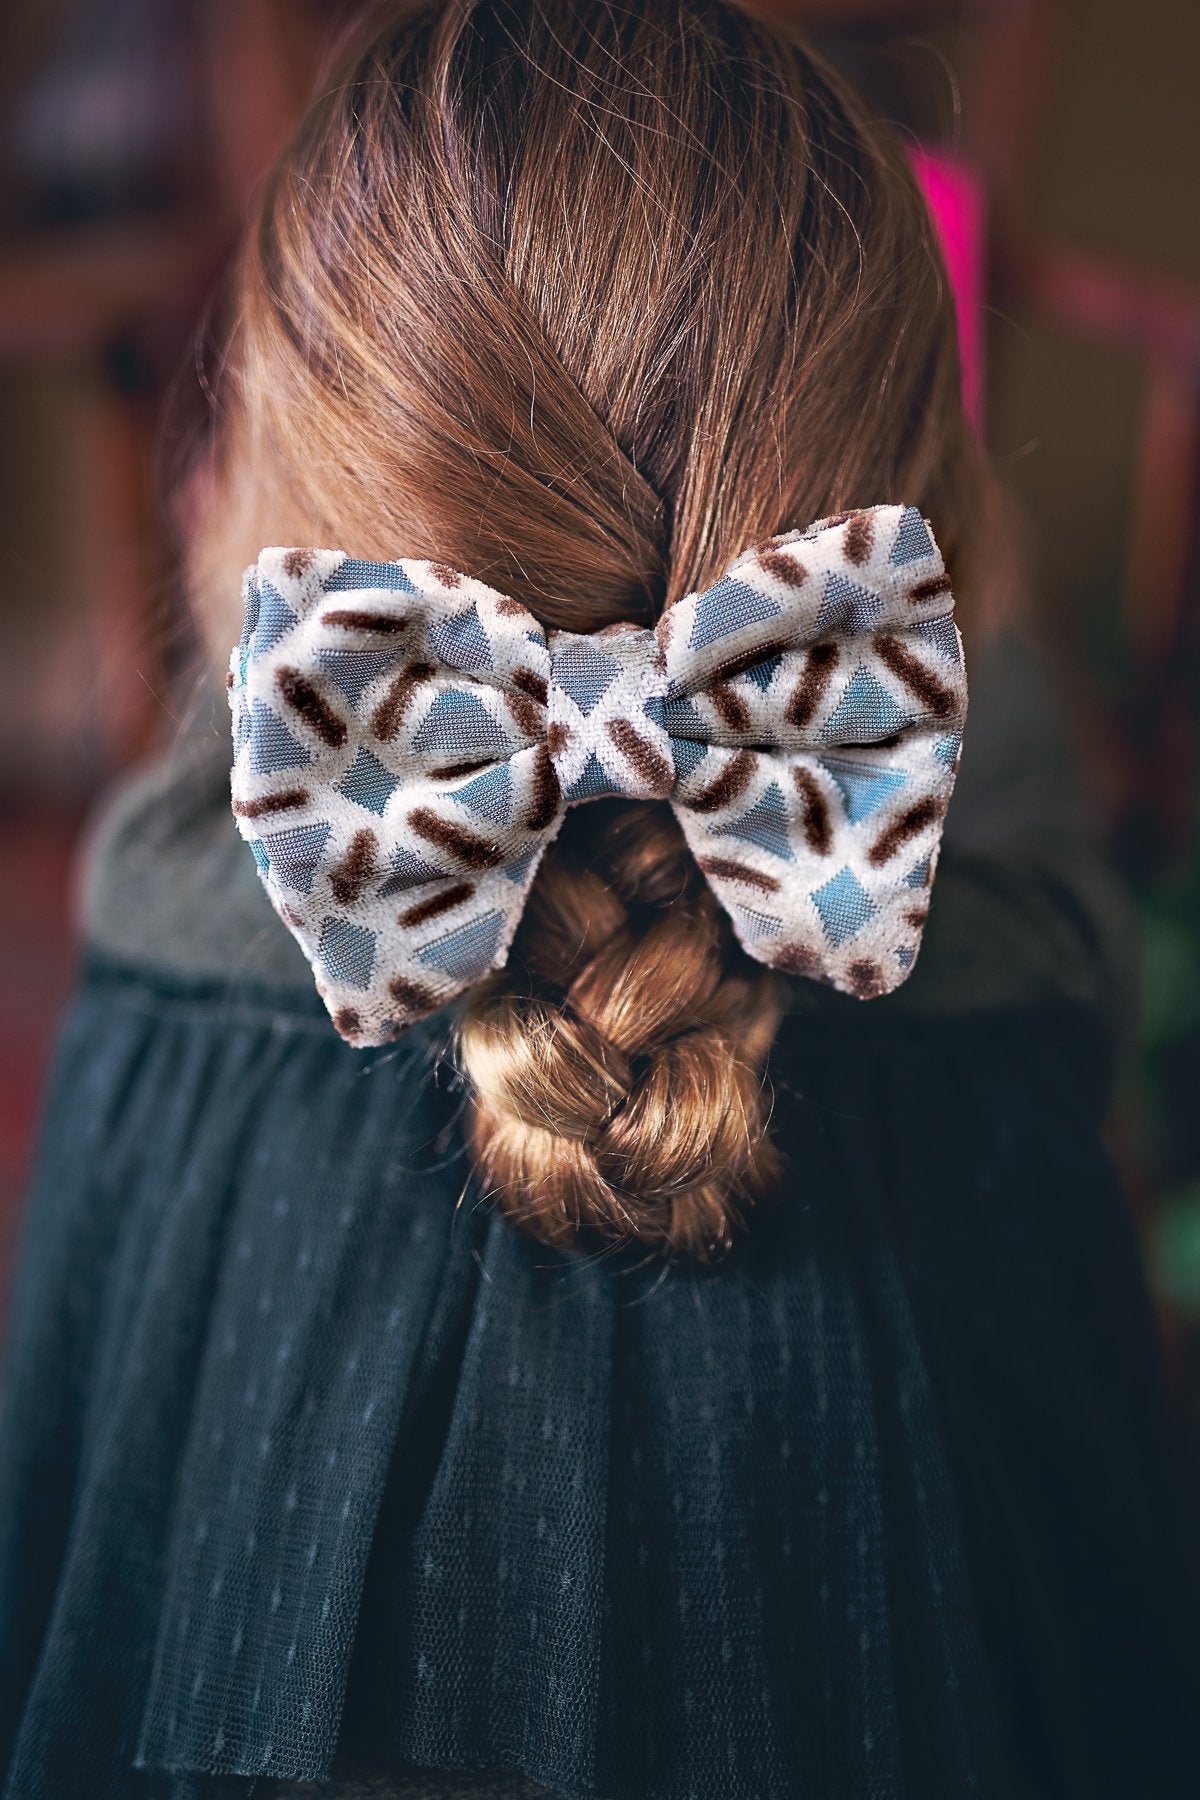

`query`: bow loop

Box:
[239,547,552,767]
[230,506,966,1045]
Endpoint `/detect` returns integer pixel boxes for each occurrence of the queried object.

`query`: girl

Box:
[2,3,1198,1796]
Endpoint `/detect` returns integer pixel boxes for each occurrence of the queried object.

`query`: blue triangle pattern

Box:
[688,577,781,650]
[429,605,492,673]
[904,856,932,889]
[412,691,510,757]
[734,905,785,943]
[890,508,934,565]
[337,748,399,816]
[239,574,261,659]
[503,847,541,884]
[316,647,395,704]
[912,616,961,664]
[817,571,885,635]
[250,582,297,661]
[378,846,448,896]
[713,780,793,860]
[450,761,512,825]
[743,654,782,693]
[662,697,708,737]
[248,701,312,775]
[896,945,915,968]
[565,751,621,802]
[810,866,877,946]
[232,694,251,754]
[250,839,270,876]
[325,558,416,593]
[551,641,619,715]
[934,733,962,767]
[821,668,909,743]
[417,909,506,979]
[260,823,333,894]
[670,737,707,779]
[319,917,376,988]
[819,757,908,824]
[642,693,666,730]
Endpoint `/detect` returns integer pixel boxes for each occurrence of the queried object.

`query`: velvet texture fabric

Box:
[229,507,966,1047]
[2,637,1199,1800]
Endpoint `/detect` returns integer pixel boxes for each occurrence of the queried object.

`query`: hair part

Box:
[190,0,982,1263]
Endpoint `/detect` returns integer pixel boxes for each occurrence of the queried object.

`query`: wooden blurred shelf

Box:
[0,215,224,363]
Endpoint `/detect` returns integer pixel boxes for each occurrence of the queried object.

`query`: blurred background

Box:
[0,0,1196,1402]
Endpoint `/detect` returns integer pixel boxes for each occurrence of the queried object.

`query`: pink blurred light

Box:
[909,145,987,431]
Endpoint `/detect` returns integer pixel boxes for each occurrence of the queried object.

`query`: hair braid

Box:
[458,802,784,1261]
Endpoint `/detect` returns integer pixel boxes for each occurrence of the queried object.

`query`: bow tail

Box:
[670,743,959,1001]
[231,737,566,1047]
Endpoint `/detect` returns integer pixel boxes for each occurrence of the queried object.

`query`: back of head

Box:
[192,0,980,1263]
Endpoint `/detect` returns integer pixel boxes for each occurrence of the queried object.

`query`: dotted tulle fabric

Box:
[3,942,1200,1800]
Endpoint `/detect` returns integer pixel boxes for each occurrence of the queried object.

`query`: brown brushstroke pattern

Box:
[525,744,561,831]
[282,549,314,579]
[756,548,808,587]
[407,807,506,869]
[607,718,674,794]
[696,856,781,894]
[511,666,549,705]
[330,828,378,904]
[428,759,492,780]
[399,882,476,927]
[708,681,751,734]
[842,512,875,565]
[276,667,348,748]
[790,767,832,855]
[686,749,756,814]
[232,787,309,819]
[908,572,952,603]
[709,636,791,683]
[772,942,821,976]
[873,633,957,718]
[322,608,409,633]
[371,662,435,740]
[389,975,442,1015]
[783,641,839,731]
[503,690,541,737]
[868,797,945,866]
[847,959,886,997]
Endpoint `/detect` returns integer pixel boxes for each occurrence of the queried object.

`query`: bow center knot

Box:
[546,625,676,804]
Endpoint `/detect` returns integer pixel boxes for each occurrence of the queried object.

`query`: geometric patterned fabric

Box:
[229,506,968,1045]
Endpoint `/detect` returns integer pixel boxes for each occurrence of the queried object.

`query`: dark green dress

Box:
[1,634,1198,1800]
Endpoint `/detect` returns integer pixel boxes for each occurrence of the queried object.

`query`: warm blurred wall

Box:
[1021,0,1200,288]
[985,0,1200,785]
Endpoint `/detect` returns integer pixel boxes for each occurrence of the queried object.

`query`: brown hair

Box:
[190,0,982,1263]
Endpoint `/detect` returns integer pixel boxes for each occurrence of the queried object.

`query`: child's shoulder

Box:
[74,680,313,992]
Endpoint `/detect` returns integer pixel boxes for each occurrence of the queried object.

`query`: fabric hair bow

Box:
[228,505,967,1047]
